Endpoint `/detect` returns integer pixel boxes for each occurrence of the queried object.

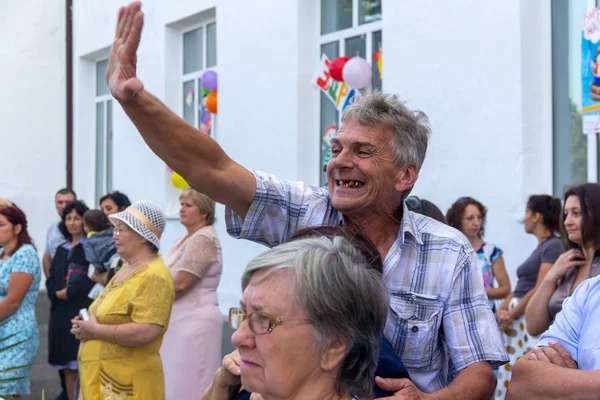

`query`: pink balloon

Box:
[166,165,174,173]
[342,56,372,89]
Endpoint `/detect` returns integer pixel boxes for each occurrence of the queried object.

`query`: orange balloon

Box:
[206,91,218,114]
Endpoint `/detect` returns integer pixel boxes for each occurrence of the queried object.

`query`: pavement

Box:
[25,293,236,400]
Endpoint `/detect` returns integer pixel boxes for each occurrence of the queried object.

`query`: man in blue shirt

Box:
[507,275,600,399]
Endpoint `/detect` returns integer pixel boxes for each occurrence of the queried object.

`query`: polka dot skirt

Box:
[495,297,539,399]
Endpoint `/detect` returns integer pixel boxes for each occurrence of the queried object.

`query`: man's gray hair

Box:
[242,235,388,398]
[342,91,431,170]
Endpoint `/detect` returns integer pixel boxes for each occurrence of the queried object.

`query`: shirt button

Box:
[411,326,419,333]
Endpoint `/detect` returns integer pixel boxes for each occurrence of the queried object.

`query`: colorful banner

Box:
[582,8,600,134]
[312,54,361,111]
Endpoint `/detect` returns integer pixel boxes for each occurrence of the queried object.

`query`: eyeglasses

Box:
[228,307,310,335]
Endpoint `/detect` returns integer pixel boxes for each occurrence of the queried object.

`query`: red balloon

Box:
[329,57,350,82]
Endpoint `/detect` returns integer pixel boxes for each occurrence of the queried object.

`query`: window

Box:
[318,0,382,185]
[552,0,600,195]
[182,22,217,136]
[95,59,113,203]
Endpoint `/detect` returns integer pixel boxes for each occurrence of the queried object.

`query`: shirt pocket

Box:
[387,291,442,370]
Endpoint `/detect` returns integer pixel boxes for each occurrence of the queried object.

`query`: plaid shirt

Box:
[226,170,509,393]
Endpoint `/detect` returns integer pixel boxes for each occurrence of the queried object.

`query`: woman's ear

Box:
[320,337,347,372]
[13,223,22,237]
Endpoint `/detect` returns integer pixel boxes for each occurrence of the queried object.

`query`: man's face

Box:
[55,193,75,217]
[326,119,415,218]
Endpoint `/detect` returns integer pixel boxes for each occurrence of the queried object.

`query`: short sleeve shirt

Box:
[45,221,66,257]
[225,170,509,393]
[538,275,600,370]
[513,237,563,298]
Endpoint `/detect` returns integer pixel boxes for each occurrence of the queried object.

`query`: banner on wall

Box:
[582,8,600,134]
[312,54,361,111]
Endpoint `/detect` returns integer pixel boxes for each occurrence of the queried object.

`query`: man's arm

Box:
[507,358,600,400]
[376,362,495,400]
[107,2,255,217]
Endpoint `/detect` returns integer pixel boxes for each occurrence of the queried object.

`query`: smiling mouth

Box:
[335,179,365,188]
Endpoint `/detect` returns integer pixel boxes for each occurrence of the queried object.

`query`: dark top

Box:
[513,237,563,298]
[231,335,410,399]
[46,241,94,366]
[82,227,116,273]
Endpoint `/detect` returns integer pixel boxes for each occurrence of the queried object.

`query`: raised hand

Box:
[545,249,586,283]
[107,1,145,102]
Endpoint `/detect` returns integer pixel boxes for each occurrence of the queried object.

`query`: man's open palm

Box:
[107,1,145,102]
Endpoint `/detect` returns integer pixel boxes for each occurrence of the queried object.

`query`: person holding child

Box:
[83,210,117,300]
[46,200,95,400]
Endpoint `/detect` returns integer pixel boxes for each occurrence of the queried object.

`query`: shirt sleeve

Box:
[443,247,509,370]
[490,246,503,263]
[130,273,174,327]
[541,240,563,264]
[537,278,589,362]
[225,170,333,248]
[45,225,53,254]
[177,234,218,279]
[9,245,40,275]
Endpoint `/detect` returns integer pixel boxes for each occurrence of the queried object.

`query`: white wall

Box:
[382,0,554,283]
[0,1,66,278]
[71,0,317,313]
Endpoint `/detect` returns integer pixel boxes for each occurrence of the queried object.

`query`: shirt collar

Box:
[399,202,424,246]
[336,202,424,246]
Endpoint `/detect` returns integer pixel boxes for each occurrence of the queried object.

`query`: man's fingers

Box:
[124,11,144,57]
[115,6,128,40]
[549,340,578,369]
[375,376,412,392]
[124,2,142,43]
[539,346,567,368]
[532,347,551,363]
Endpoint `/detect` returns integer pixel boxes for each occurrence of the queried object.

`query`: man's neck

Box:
[347,211,401,261]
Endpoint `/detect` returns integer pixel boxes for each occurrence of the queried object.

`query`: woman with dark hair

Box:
[99,191,131,217]
[0,205,41,398]
[46,200,95,400]
[494,194,563,399]
[525,184,600,336]
[446,197,511,312]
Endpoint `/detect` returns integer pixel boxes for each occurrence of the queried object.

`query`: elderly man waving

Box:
[107,2,508,398]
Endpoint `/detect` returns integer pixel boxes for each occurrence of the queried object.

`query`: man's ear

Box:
[320,337,347,372]
[394,165,418,193]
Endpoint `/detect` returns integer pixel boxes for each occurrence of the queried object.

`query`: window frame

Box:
[317,0,382,185]
[181,20,218,137]
[95,58,113,205]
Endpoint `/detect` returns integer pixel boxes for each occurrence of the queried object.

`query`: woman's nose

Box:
[231,320,255,349]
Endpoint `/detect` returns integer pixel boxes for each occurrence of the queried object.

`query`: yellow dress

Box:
[78,257,175,400]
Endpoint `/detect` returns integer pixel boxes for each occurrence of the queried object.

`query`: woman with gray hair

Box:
[71,200,175,399]
[205,226,389,400]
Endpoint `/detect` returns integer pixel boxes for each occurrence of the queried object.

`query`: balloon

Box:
[342,56,372,89]
[329,56,350,82]
[201,70,218,91]
[166,164,174,173]
[206,91,218,114]
[171,172,189,189]
[202,87,211,96]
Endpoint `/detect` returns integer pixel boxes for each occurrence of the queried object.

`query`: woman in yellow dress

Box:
[71,200,174,399]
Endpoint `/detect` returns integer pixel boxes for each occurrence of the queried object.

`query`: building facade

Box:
[2,0,598,316]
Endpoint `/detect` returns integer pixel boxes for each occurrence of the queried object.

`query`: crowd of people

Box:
[2,1,600,399]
